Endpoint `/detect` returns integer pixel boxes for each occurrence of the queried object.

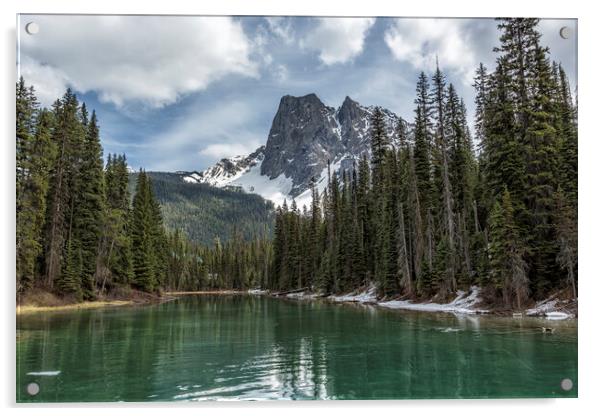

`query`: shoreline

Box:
[16,289,252,315]
[17,288,177,315]
[275,286,578,320]
[16,287,577,320]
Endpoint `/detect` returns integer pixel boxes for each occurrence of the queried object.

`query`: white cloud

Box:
[19,15,258,108]
[19,55,69,107]
[265,17,295,44]
[200,142,260,159]
[384,18,477,84]
[302,18,375,65]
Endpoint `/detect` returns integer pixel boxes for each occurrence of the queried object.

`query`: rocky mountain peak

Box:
[193,93,407,205]
[338,96,363,122]
[261,93,342,195]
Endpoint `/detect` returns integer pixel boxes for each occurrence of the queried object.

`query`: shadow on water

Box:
[16,295,577,402]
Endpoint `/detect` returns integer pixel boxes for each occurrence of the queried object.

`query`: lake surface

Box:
[17,295,577,401]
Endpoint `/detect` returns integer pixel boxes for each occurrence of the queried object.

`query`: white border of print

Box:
[1,1,596,416]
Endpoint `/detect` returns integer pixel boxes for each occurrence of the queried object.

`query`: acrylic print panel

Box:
[16,15,577,402]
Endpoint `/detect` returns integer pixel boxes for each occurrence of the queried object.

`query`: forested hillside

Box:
[269,18,577,310]
[128,172,273,245]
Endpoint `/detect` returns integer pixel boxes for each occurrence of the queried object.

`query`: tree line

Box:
[270,18,577,309]
[164,229,273,291]
[16,81,272,300]
[17,80,157,299]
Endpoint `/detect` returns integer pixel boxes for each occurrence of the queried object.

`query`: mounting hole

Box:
[25,22,39,35]
[560,378,573,391]
[26,382,40,396]
[559,26,571,40]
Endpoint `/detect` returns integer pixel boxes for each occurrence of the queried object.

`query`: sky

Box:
[18,15,577,172]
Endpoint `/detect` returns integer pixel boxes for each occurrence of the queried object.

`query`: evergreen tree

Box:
[99,154,134,290]
[130,171,165,292]
[356,155,372,286]
[397,135,414,296]
[473,63,489,148]
[16,79,57,292]
[431,62,456,294]
[524,44,562,296]
[72,110,105,299]
[488,189,529,309]
[553,188,577,298]
[556,65,578,207]
[44,89,85,289]
[308,176,322,289]
[57,236,83,299]
[447,85,477,286]
[412,72,434,291]
[370,107,389,186]
[272,204,288,290]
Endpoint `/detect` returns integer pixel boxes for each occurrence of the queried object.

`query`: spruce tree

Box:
[57,236,83,299]
[412,72,435,291]
[73,110,105,299]
[524,44,562,296]
[308,176,321,289]
[553,188,577,298]
[556,65,578,207]
[130,171,162,292]
[16,80,57,292]
[431,62,456,294]
[44,89,85,289]
[473,63,489,148]
[356,155,372,286]
[488,189,529,309]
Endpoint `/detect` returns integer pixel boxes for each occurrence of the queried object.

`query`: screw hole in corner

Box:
[25,22,39,35]
[26,382,40,396]
[560,378,573,391]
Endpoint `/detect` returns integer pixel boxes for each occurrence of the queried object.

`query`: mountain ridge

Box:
[182,93,407,207]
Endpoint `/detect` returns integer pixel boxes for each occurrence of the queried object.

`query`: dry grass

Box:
[16,286,168,315]
[17,300,134,315]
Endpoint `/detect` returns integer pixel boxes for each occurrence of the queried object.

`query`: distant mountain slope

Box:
[183,94,407,208]
[129,172,274,245]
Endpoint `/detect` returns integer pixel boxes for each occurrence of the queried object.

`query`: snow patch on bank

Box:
[526,298,558,315]
[526,297,575,320]
[285,291,321,300]
[329,285,378,304]
[545,311,572,321]
[378,286,486,315]
[247,289,267,295]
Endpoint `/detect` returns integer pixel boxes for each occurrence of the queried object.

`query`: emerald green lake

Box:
[17,295,577,402]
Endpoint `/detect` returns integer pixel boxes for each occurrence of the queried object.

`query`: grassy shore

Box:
[16,287,172,315]
[17,290,250,315]
[17,300,134,315]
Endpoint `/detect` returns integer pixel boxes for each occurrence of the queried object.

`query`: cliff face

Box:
[189,93,406,203]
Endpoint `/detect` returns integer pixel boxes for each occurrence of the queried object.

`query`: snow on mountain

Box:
[228,163,293,205]
[183,172,202,183]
